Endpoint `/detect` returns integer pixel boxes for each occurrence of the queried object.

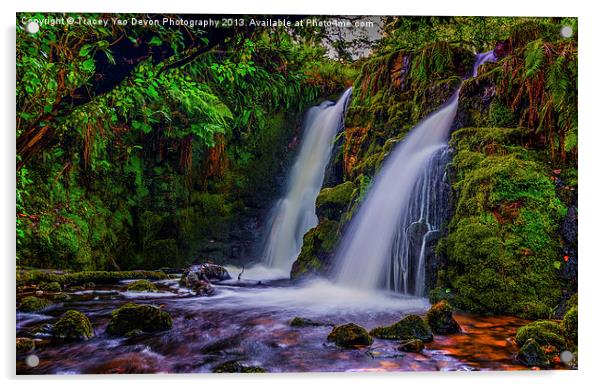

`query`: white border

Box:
[2,1,599,388]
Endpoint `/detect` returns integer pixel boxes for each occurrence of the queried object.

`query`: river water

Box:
[16,269,537,374]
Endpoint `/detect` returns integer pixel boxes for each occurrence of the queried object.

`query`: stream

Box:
[16,267,535,374]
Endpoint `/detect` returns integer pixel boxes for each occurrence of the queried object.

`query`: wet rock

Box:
[425,301,461,334]
[562,305,578,346]
[370,315,433,342]
[28,323,54,338]
[515,320,565,350]
[52,292,71,302]
[83,282,96,288]
[126,279,158,292]
[39,281,61,292]
[398,338,424,353]
[212,360,266,373]
[315,181,355,220]
[16,337,35,354]
[289,317,330,327]
[52,310,94,342]
[19,296,51,312]
[106,303,172,336]
[518,338,549,367]
[179,263,229,295]
[327,323,373,348]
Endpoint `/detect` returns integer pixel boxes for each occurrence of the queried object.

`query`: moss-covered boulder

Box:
[39,281,61,292]
[518,338,549,367]
[126,279,158,293]
[106,303,172,336]
[52,310,94,342]
[562,305,578,346]
[291,219,339,279]
[212,361,266,373]
[515,320,565,350]
[19,296,50,312]
[425,301,461,334]
[16,337,35,354]
[370,315,433,342]
[289,317,328,327]
[327,323,373,348]
[398,338,425,353]
[316,181,355,220]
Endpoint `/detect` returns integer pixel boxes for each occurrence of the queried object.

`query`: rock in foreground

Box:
[52,310,94,342]
[370,315,433,342]
[212,361,266,373]
[518,338,549,367]
[327,323,373,348]
[425,301,461,334]
[107,303,172,336]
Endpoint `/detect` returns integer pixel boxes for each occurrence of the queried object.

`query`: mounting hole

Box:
[560,350,574,364]
[560,26,573,38]
[25,354,39,367]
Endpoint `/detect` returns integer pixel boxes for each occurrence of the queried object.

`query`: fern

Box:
[524,39,544,78]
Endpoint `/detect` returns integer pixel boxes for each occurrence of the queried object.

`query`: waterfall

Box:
[333,52,495,295]
[262,88,353,272]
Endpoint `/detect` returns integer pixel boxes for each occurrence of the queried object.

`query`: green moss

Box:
[327,323,373,348]
[515,320,565,349]
[562,305,577,346]
[291,219,339,279]
[106,303,172,336]
[126,279,158,292]
[19,296,50,312]
[17,269,167,287]
[370,315,433,342]
[39,281,61,292]
[316,181,355,220]
[289,317,325,327]
[488,99,516,127]
[52,310,94,342]
[438,127,564,317]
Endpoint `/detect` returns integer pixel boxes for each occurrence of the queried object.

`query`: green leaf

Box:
[79,44,93,57]
[553,261,562,270]
[148,36,162,46]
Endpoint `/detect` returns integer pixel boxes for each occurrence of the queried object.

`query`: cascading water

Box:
[333,52,495,295]
[262,88,353,272]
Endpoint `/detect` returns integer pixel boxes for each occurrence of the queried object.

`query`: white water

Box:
[333,52,495,295]
[261,88,353,272]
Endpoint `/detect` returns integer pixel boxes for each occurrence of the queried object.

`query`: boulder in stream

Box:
[370,315,433,342]
[212,360,266,373]
[179,263,230,295]
[106,303,172,336]
[518,338,549,367]
[327,323,373,348]
[126,279,158,292]
[52,310,94,342]
[398,338,425,353]
[425,300,461,334]
[19,296,51,312]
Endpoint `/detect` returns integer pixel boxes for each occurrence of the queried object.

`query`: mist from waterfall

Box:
[333,52,495,295]
[262,88,353,272]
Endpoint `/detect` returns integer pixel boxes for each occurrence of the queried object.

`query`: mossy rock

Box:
[19,296,51,312]
[39,281,61,292]
[212,360,266,373]
[289,317,327,327]
[291,219,339,279]
[316,182,355,220]
[370,315,433,342]
[106,303,172,336]
[515,320,565,350]
[327,323,373,348]
[52,310,94,342]
[561,305,578,346]
[126,279,158,293]
[16,270,167,288]
[398,338,424,353]
[518,338,549,367]
[16,337,35,354]
[425,301,461,334]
